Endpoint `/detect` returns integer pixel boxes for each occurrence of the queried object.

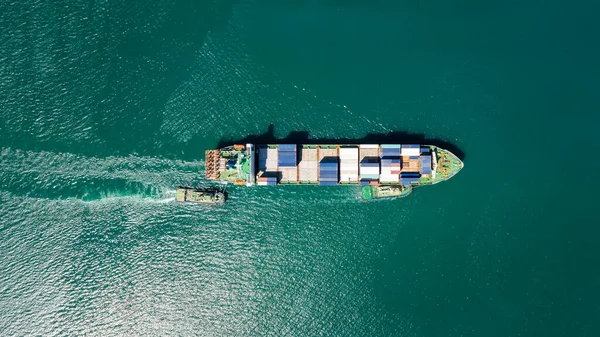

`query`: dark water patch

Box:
[91,0,236,157]
[0,1,236,159]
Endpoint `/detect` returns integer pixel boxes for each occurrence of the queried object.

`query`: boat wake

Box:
[0,148,205,203]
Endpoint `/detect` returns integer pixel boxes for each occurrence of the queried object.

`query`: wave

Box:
[0,148,205,202]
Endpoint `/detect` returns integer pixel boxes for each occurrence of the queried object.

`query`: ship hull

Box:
[206,144,462,198]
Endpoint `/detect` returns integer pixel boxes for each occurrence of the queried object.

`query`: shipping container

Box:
[380,175,400,183]
[420,155,432,174]
[401,145,420,156]
[381,147,401,158]
[278,146,297,167]
[278,144,296,152]
[381,158,400,167]
[258,176,277,186]
[400,177,420,185]
[360,162,379,167]
[360,166,379,175]
[339,147,359,158]
[319,159,338,181]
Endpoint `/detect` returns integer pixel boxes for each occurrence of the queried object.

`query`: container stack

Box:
[420,155,432,174]
[400,172,420,185]
[339,147,359,183]
[277,144,297,167]
[400,144,420,156]
[359,161,379,180]
[359,145,379,184]
[257,176,277,186]
[319,158,338,186]
[380,145,401,183]
[381,144,401,158]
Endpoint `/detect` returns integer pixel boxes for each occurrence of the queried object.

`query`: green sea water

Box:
[1,1,599,336]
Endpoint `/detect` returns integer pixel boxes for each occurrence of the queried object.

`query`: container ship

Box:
[205,144,463,199]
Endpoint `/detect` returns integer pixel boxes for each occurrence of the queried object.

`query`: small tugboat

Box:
[175,186,225,206]
[361,185,413,201]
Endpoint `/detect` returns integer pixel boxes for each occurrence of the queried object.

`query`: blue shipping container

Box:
[320,166,338,171]
[400,177,420,185]
[319,181,338,186]
[278,144,296,151]
[420,156,432,174]
[381,148,400,158]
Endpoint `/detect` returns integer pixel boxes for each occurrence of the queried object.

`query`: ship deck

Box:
[207,143,463,190]
[298,145,318,183]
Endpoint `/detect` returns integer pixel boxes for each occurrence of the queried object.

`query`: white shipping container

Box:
[400,147,420,156]
[340,165,359,170]
[340,174,359,182]
[359,144,379,149]
[360,166,379,175]
[339,147,359,160]
[380,174,399,182]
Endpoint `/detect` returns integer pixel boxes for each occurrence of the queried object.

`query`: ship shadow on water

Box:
[217,124,466,161]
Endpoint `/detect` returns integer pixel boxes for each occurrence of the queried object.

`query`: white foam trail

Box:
[154,197,176,204]
[0,148,206,202]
